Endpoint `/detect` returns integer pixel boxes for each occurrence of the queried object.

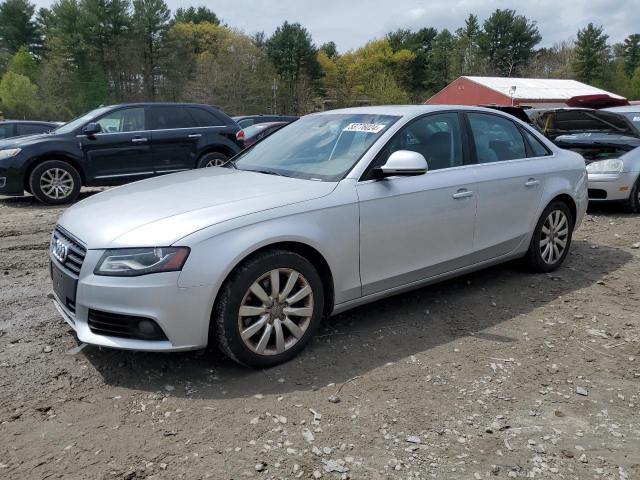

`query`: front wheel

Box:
[624,177,640,213]
[29,160,81,205]
[213,250,324,368]
[525,201,574,273]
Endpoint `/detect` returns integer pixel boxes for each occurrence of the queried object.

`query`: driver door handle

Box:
[131,137,148,143]
[452,189,474,199]
[188,134,202,139]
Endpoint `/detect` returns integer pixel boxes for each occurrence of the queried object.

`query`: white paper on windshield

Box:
[634,116,640,122]
[343,123,387,133]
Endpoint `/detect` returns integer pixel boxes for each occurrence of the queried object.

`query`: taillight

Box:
[236,130,245,141]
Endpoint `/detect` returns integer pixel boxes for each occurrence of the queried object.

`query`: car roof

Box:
[604,106,640,112]
[106,102,218,109]
[310,104,519,119]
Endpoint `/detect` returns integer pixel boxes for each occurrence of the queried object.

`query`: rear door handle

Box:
[188,134,202,139]
[131,137,148,143]
[525,178,540,187]
[452,189,474,199]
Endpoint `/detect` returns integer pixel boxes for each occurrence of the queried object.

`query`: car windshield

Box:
[53,106,112,135]
[232,113,400,181]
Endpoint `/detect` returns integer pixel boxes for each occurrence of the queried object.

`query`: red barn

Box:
[426,76,625,108]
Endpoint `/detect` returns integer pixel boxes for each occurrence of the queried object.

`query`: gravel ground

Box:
[0,192,639,480]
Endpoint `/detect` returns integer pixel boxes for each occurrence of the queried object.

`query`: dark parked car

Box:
[0,120,60,139]
[0,103,241,205]
[233,114,298,129]
[236,121,291,148]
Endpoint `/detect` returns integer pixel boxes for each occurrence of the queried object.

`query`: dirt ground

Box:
[0,191,639,480]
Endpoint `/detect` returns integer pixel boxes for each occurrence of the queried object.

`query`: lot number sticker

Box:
[343,123,387,133]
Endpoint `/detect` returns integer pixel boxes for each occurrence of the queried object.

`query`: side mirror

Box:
[377,150,428,178]
[82,122,101,136]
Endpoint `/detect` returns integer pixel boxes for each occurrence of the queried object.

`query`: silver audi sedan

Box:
[49,106,588,367]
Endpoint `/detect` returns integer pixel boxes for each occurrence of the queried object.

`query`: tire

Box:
[213,249,325,368]
[524,201,574,273]
[623,177,640,213]
[29,160,81,205]
[197,152,228,168]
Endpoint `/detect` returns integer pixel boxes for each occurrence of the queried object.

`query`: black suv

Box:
[0,103,241,204]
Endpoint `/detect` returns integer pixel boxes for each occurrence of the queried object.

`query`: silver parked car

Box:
[49,106,588,367]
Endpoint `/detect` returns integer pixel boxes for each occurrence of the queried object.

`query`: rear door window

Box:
[149,107,197,130]
[467,113,527,163]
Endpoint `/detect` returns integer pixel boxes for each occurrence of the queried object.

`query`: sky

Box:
[33,0,640,52]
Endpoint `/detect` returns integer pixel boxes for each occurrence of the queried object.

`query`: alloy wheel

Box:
[40,168,74,200]
[205,158,226,167]
[540,210,569,265]
[237,268,314,356]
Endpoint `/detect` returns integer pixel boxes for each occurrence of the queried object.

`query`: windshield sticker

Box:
[634,116,640,122]
[343,123,387,133]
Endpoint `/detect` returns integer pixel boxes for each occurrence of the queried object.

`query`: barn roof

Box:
[464,76,624,101]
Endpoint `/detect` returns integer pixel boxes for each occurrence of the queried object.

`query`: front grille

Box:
[51,227,86,276]
[588,188,607,200]
[88,309,168,341]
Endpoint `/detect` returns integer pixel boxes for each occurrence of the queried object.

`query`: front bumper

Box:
[0,162,25,196]
[588,171,638,202]
[50,249,214,352]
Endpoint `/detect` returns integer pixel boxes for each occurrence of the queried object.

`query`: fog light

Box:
[137,319,163,339]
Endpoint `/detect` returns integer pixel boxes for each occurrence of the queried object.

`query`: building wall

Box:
[425,77,512,105]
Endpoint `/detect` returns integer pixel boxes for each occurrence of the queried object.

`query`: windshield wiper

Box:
[242,168,285,177]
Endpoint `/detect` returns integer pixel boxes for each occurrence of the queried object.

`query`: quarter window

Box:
[467,113,526,163]
[189,107,224,127]
[96,108,145,133]
[522,129,551,157]
[376,112,464,172]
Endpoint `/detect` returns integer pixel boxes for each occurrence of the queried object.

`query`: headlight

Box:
[586,158,624,174]
[94,247,190,277]
[0,148,21,159]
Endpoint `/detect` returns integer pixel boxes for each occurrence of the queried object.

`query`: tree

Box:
[573,23,609,84]
[386,27,437,99]
[424,29,455,94]
[0,70,38,117]
[479,9,541,76]
[454,14,483,75]
[0,0,40,54]
[132,0,170,99]
[319,41,337,59]
[622,34,640,76]
[174,6,219,25]
[266,21,320,113]
[8,45,36,78]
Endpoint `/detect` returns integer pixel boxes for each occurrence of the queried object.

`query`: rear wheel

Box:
[197,152,228,168]
[624,177,640,213]
[525,201,574,273]
[213,249,324,368]
[29,160,81,205]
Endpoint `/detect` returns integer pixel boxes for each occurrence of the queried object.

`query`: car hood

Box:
[554,132,640,148]
[57,168,337,248]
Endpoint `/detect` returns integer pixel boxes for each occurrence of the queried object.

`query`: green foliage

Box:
[266,21,321,113]
[8,45,36,78]
[573,23,609,84]
[0,0,40,54]
[479,9,541,76]
[319,41,337,59]
[623,34,640,76]
[0,70,37,118]
[174,6,219,25]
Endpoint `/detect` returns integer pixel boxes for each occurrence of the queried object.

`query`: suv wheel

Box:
[213,249,324,368]
[525,201,574,272]
[197,152,228,168]
[29,160,81,205]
